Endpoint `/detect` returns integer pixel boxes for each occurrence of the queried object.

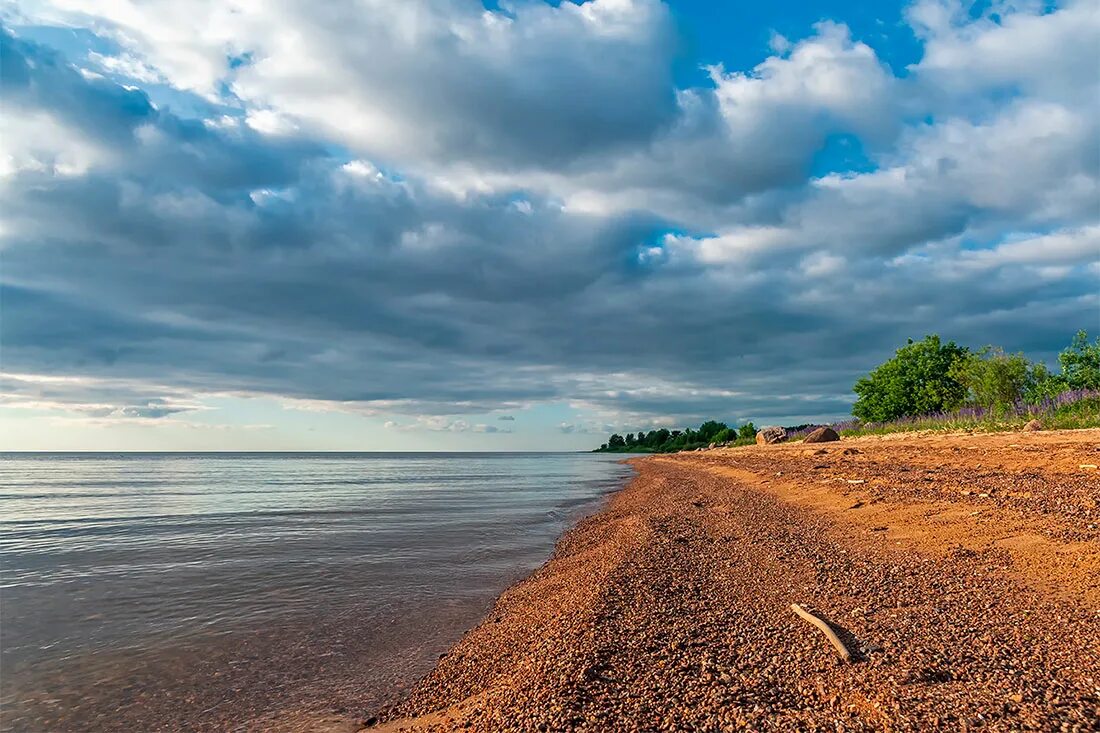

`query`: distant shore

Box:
[300,428,1100,731]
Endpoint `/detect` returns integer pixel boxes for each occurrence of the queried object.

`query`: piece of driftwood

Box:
[791,603,852,662]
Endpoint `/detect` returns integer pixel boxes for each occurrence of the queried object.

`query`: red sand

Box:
[274,430,1100,730]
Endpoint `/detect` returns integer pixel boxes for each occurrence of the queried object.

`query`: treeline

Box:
[594,330,1099,451]
[596,421,757,453]
[852,330,1099,421]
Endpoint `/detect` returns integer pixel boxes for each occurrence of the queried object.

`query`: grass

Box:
[789,389,1100,440]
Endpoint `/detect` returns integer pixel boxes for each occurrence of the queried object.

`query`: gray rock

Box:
[755,426,788,445]
[1023,419,1042,432]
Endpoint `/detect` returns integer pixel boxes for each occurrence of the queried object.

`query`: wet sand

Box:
[320,429,1100,731]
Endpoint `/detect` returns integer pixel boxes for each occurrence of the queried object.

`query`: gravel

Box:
[373,431,1100,731]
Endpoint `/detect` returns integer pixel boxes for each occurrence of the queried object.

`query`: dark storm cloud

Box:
[1,2,1098,427]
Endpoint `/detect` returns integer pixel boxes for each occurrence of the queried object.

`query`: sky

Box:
[0,0,1097,451]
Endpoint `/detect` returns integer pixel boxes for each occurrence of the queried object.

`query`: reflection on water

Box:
[0,452,635,731]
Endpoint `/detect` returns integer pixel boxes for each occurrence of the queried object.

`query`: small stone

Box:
[1023,419,1042,431]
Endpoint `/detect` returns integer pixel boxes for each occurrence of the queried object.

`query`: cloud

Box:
[908,0,1100,106]
[381,417,511,434]
[14,0,679,173]
[0,372,204,419]
[1,2,1097,431]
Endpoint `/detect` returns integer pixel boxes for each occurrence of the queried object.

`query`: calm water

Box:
[0,452,635,731]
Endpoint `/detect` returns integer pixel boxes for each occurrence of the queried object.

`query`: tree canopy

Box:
[854,331,1096,421]
[852,335,969,422]
[950,347,1049,414]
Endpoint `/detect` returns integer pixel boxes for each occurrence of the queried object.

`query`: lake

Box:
[0,452,636,731]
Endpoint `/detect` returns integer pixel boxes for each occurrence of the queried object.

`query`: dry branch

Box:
[791,603,852,662]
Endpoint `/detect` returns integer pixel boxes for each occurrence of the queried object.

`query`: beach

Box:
[317,429,1100,731]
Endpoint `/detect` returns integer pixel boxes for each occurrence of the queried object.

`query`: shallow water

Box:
[0,452,635,731]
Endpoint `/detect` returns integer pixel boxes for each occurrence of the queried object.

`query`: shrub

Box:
[1058,330,1100,390]
[950,347,1047,413]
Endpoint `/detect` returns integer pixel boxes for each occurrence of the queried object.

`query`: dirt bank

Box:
[303,430,1100,731]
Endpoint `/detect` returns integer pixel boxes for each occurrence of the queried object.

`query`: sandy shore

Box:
[293,430,1100,731]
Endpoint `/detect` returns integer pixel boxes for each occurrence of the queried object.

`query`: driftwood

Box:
[791,603,852,662]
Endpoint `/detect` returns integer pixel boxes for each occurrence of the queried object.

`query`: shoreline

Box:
[294,428,1100,731]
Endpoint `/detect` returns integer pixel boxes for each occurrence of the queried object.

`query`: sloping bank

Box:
[337,430,1100,731]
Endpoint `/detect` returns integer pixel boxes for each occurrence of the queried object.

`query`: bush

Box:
[852,335,969,422]
[1022,331,1099,401]
[1059,330,1100,390]
[950,347,1047,413]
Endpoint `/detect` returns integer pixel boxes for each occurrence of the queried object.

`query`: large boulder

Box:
[755,426,788,445]
[803,426,840,443]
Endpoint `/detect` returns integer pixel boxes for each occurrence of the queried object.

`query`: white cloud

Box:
[0,110,108,178]
[245,108,298,136]
[909,0,1100,105]
[87,50,163,83]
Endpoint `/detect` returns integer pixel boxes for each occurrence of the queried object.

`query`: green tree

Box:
[737,423,756,441]
[852,335,969,421]
[1058,330,1100,390]
[608,434,625,449]
[697,420,728,442]
[1023,362,1061,403]
[950,347,1046,412]
[712,427,734,443]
